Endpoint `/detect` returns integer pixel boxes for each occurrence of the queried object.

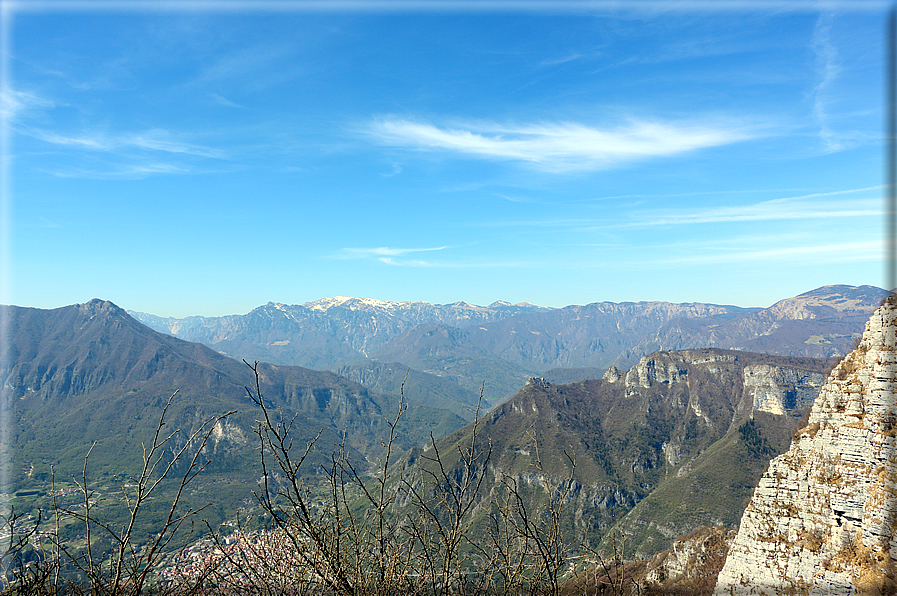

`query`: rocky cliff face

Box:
[715,295,897,595]
[607,350,832,556]
[645,526,737,590]
[743,364,825,416]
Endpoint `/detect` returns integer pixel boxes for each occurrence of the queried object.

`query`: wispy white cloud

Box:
[364,117,759,172]
[20,216,62,229]
[373,257,529,268]
[197,46,284,83]
[381,163,402,177]
[376,257,436,267]
[5,87,227,161]
[46,162,190,180]
[209,93,245,108]
[623,187,882,227]
[193,44,300,91]
[495,193,538,204]
[0,89,54,121]
[70,57,136,92]
[473,217,595,229]
[337,246,449,258]
[127,130,226,158]
[332,246,449,266]
[538,53,585,66]
[470,187,882,231]
[655,240,881,266]
[24,127,227,159]
[811,12,844,153]
[330,245,527,268]
[610,33,772,69]
[28,131,109,150]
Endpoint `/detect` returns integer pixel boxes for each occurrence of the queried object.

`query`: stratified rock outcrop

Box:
[645,526,737,590]
[715,295,897,595]
[743,364,825,416]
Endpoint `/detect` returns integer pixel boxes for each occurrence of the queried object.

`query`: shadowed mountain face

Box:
[369,323,540,402]
[332,360,484,421]
[2,300,465,490]
[404,348,837,556]
[460,302,752,370]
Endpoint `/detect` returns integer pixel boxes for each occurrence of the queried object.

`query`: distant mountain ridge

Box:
[615,284,887,367]
[131,297,550,372]
[129,285,889,402]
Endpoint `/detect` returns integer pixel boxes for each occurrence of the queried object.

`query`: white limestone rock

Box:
[603,365,623,383]
[743,364,825,416]
[624,354,689,389]
[715,296,897,595]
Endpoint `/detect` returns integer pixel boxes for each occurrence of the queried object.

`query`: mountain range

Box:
[2,284,890,558]
[130,285,888,405]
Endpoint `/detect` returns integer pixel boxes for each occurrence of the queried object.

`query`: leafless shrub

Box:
[243,360,581,596]
[585,530,640,596]
[3,391,234,595]
[0,507,48,593]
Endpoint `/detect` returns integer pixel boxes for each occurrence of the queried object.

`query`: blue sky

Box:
[1,1,889,317]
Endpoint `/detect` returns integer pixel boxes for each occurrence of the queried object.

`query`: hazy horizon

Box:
[2,281,886,321]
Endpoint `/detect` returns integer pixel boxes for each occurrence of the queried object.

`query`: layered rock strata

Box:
[646,525,736,588]
[743,364,825,416]
[715,295,897,595]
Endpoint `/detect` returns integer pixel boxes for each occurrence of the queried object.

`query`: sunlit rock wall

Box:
[743,364,825,416]
[715,296,897,595]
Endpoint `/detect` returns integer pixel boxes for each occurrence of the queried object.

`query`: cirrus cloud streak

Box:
[336,246,449,258]
[623,187,881,228]
[365,117,759,172]
[24,128,227,159]
[331,245,529,268]
[654,240,881,266]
